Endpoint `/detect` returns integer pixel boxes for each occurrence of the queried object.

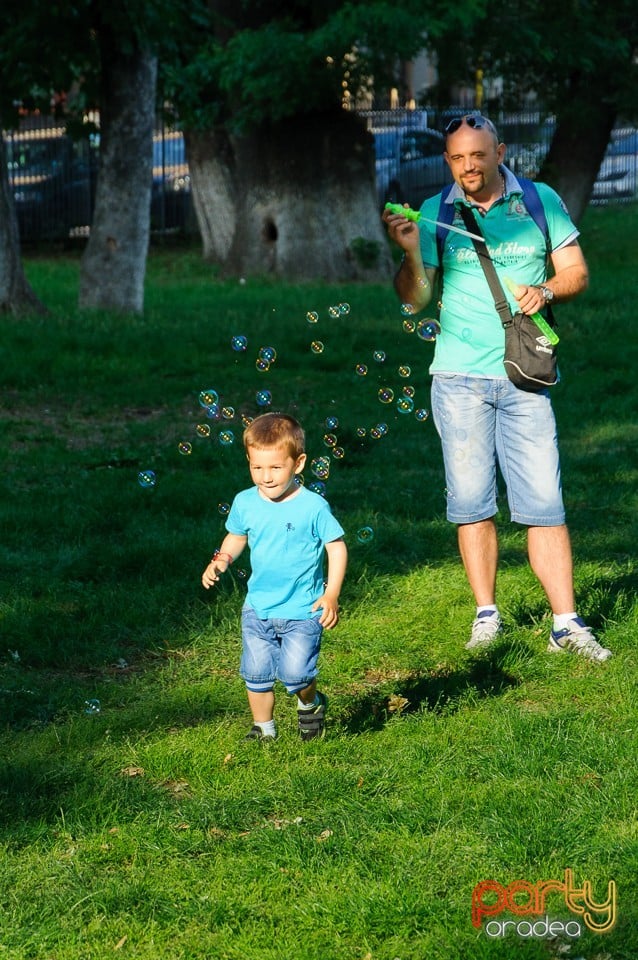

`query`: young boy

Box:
[201,412,348,741]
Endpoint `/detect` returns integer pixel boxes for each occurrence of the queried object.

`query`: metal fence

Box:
[3,121,193,244]
[4,109,636,243]
[363,108,638,208]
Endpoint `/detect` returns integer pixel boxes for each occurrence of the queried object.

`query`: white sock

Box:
[476,605,499,619]
[255,720,277,737]
[553,612,578,632]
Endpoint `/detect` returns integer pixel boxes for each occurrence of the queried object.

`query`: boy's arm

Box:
[201,533,247,588]
[312,537,348,629]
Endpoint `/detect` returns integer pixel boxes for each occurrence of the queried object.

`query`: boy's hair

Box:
[243,412,305,460]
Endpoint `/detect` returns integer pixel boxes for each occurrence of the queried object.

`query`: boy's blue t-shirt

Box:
[418,169,579,377]
[225,485,345,620]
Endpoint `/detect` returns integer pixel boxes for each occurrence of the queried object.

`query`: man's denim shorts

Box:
[430,374,566,526]
[240,605,323,694]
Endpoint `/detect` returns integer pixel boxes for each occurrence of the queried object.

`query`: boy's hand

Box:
[312,593,340,629]
[201,560,228,589]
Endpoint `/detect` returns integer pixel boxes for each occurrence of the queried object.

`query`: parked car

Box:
[5,127,98,242]
[372,125,452,208]
[150,130,192,231]
[591,130,638,202]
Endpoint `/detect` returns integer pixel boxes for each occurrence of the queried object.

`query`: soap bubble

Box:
[137,470,156,488]
[311,456,331,480]
[178,441,192,456]
[370,423,388,439]
[205,404,221,421]
[308,480,326,496]
[219,430,234,446]
[403,385,416,398]
[328,305,340,318]
[256,358,270,372]
[378,386,394,404]
[400,303,415,316]
[356,426,367,438]
[256,389,272,407]
[415,408,430,422]
[398,365,411,378]
[323,433,338,448]
[339,302,350,315]
[417,319,441,341]
[325,416,339,430]
[332,446,345,460]
[222,406,235,420]
[355,363,368,377]
[311,341,324,354]
[373,350,386,363]
[259,346,277,363]
[84,699,101,716]
[235,568,248,581]
[397,396,414,414]
[231,335,247,352]
[462,327,473,341]
[306,310,319,324]
[356,526,375,544]
[196,423,211,438]
[241,414,254,427]
[199,389,219,408]
[402,318,416,333]
[218,502,230,516]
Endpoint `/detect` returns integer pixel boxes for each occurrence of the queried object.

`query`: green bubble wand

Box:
[384,201,486,243]
[502,276,560,345]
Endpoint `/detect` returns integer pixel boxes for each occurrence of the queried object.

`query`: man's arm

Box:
[381,207,437,313]
[513,240,589,316]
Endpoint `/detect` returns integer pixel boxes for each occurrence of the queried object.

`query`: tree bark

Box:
[79,30,157,314]
[0,127,47,315]
[188,110,393,281]
[539,78,617,226]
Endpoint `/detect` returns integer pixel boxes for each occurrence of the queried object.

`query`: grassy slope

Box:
[0,205,636,959]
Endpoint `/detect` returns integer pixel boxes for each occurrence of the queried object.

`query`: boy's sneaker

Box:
[465,612,503,650]
[245,725,277,741]
[547,617,612,662]
[297,692,327,741]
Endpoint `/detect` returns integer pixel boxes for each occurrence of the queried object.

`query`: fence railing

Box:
[3,121,192,244]
[3,109,636,243]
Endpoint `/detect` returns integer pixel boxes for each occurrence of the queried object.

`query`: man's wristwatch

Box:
[538,285,555,304]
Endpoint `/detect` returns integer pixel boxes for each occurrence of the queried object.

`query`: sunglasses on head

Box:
[444,115,497,136]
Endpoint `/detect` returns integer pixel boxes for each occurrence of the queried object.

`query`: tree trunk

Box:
[184,127,237,262]
[539,79,617,226]
[189,110,393,281]
[0,127,47,315]
[79,31,157,314]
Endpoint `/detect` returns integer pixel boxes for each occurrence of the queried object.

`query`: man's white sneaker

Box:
[547,617,612,662]
[465,612,503,650]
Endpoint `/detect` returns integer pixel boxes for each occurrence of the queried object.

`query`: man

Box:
[382,114,611,661]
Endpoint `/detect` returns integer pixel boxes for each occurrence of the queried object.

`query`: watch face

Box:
[541,285,554,302]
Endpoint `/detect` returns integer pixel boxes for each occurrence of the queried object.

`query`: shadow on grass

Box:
[339,645,526,734]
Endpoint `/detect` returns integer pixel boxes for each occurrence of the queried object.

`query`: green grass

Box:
[1,205,637,959]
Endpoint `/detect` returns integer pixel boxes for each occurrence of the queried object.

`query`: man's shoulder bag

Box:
[458,204,558,392]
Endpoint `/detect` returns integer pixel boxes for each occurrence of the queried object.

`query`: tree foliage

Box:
[163,0,485,131]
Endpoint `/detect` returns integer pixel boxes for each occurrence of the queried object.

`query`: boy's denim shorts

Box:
[240,605,323,694]
[430,374,566,526]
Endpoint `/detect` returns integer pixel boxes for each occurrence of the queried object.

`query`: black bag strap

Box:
[458,205,513,329]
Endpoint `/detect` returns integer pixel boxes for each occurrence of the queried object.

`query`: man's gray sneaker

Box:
[465,612,503,650]
[547,617,612,662]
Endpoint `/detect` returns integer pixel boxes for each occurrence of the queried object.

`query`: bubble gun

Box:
[384,202,485,242]
[503,276,560,345]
